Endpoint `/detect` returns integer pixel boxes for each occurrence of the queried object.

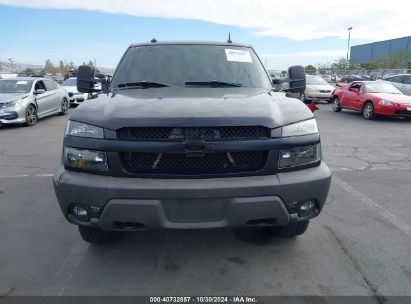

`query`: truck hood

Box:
[70,87,313,130]
[0,93,29,104]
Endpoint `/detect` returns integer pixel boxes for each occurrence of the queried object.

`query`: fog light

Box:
[70,204,90,222]
[298,200,316,217]
[70,204,102,222]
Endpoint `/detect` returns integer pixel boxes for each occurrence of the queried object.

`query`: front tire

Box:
[78,226,123,244]
[362,102,375,120]
[25,104,38,126]
[59,98,69,116]
[276,220,309,237]
[332,97,342,112]
[300,92,306,102]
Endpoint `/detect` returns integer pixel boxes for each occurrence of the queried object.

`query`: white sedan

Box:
[61,78,89,106]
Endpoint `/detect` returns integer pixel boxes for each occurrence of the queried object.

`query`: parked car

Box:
[299,75,335,103]
[0,77,69,126]
[339,75,364,83]
[359,75,373,81]
[321,75,333,84]
[53,40,331,244]
[61,77,89,106]
[382,74,411,96]
[331,81,411,120]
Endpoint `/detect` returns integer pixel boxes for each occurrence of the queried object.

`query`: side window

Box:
[349,83,361,91]
[44,80,56,91]
[35,80,47,91]
[359,84,365,93]
[390,76,401,83]
[402,75,411,85]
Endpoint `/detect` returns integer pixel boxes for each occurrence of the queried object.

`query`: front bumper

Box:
[375,104,411,117]
[69,93,88,105]
[0,107,26,125]
[53,163,332,230]
[306,92,332,101]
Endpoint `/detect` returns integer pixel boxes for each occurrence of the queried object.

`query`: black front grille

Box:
[120,151,267,175]
[117,126,270,141]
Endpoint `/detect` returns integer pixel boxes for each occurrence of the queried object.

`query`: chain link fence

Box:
[268,69,411,80]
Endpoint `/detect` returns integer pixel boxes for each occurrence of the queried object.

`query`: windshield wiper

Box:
[185,81,242,87]
[116,81,170,89]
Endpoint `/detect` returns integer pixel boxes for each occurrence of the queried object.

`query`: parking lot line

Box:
[0,173,54,178]
[333,175,411,237]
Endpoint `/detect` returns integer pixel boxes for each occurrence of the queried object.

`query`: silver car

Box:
[383,74,411,96]
[0,77,69,126]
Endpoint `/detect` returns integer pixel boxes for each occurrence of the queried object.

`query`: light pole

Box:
[8,58,14,72]
[346,27,353,72]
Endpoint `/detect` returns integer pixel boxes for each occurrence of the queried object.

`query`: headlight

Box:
[279,144,321,169]
[64,147,108,172]
[281,119,318,137]
[0,99,24,108]
[379,100,395,106]
[65,121,104,138]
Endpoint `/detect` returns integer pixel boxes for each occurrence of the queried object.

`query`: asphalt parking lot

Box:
[0,104,410,297]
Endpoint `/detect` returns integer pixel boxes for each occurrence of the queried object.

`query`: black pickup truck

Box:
[53,40,331,244]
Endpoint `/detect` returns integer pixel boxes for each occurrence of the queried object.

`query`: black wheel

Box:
[78,226,123,244]
[276,220,309,237]
[25,104,38,126]
[362,102,375,120]
[300,92,306,102]
[59,98,69,115]
[332,97,342,112]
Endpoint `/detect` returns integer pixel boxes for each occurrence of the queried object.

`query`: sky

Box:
[1,0,410,70]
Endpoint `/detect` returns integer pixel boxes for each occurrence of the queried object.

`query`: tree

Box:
[377,51,411,69]
[360,61,381,70]
[23,68,33,74]
[45,59,57,74]
[330,57,347,72]
[305,65,317,73]
[317,63,332,75]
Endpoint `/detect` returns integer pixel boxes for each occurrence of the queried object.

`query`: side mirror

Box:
[272,79,281,85]
[287,65,306,93]
[352,88,360,94]
[77,65,96,93]
[34,89,45,95]
[77,66,108,93]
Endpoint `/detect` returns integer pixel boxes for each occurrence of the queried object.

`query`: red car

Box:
[331,81,411,120]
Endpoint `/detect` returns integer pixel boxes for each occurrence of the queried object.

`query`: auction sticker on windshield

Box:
[225,49,253,63]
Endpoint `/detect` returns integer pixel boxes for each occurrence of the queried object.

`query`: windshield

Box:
[366,83,403,94]
[62,78,77,86]
[306,75,329,85]
[0,79,33,93]
[111,45,272,89]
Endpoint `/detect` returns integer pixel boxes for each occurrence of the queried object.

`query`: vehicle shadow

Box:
[0,109,73,130]
[71,228,303,295]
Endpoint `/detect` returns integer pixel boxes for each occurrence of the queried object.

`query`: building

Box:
[350,36,411,63]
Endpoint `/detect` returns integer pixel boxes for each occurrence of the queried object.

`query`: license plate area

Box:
[162,198,228,223]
